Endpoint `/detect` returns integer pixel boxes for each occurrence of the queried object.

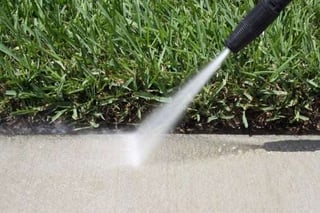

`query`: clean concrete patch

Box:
[1,134,320,213]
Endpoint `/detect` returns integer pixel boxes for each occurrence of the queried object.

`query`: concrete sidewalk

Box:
[1,134,320,213]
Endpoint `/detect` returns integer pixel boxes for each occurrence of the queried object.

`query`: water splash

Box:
[127,48,231,166]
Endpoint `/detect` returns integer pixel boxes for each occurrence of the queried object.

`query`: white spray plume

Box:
[126,48,231,166]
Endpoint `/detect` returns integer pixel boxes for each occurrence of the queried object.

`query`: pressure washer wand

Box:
[226,0,292,53]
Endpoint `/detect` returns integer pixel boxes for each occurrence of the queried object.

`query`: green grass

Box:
[0,0,319,132]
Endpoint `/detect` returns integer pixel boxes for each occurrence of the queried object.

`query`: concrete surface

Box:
[1,134,320,213]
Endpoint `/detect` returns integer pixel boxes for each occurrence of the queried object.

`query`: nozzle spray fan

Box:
[129,0,293,166]
[226,0,292,53]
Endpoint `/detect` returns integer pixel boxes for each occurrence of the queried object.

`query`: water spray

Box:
[127,0,293,166]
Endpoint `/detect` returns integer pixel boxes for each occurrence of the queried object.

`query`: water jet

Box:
[127,0,293,166]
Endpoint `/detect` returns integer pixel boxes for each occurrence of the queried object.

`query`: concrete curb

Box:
[1,134,320,213]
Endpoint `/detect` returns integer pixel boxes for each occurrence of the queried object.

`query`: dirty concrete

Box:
[1,134,320,213]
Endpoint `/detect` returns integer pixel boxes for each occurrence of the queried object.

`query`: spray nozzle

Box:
[226,0,292,53]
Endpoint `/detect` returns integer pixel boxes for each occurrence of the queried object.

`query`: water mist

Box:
[124,0,293,166]
[127,48,230,166]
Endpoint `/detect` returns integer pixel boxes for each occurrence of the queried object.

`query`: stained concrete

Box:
[1,134,320,213]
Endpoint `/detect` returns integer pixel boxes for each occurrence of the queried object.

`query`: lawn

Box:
[0,0,319,134]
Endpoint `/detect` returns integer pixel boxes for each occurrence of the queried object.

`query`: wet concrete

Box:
[1,134,320,213]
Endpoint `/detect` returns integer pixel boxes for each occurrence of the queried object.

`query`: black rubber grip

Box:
[226,0,292,53]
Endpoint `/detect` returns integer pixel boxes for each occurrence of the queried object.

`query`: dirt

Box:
[1,114,320,135]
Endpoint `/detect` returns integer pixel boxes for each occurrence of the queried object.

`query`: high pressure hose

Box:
[226,0,292,53]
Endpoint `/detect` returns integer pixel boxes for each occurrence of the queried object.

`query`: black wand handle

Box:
[226,0,292,53]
